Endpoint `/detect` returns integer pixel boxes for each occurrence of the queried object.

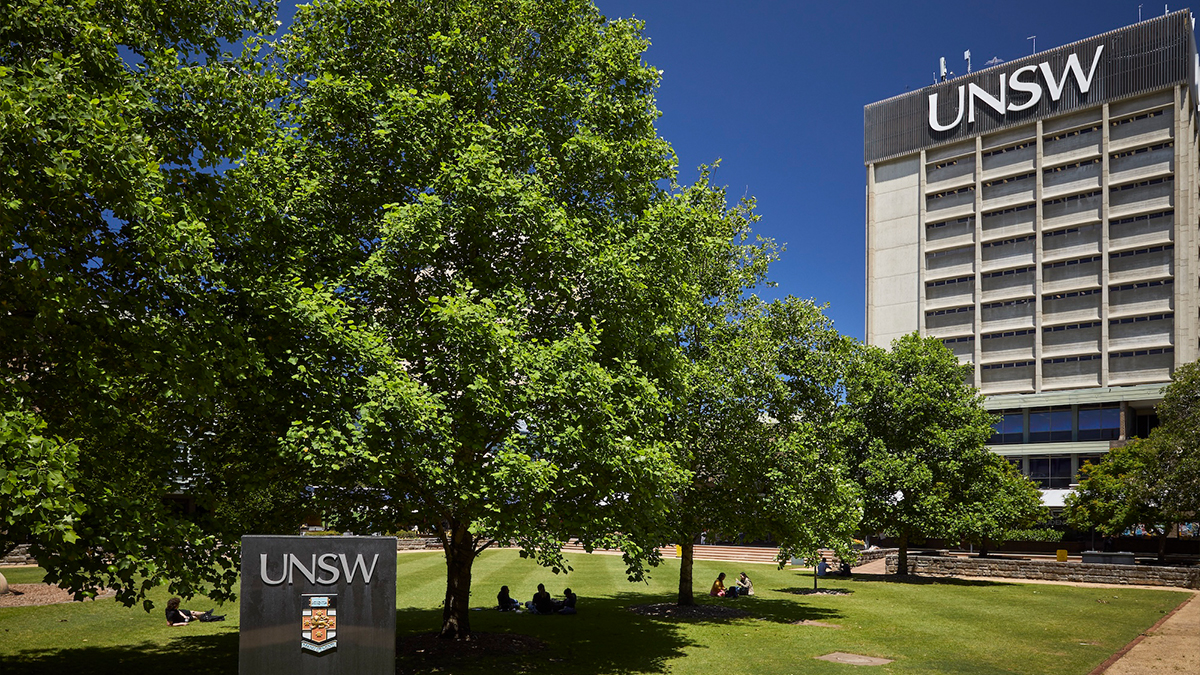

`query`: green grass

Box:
[0,550,1188,675]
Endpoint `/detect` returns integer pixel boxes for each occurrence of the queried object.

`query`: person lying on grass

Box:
[165,597,224,626]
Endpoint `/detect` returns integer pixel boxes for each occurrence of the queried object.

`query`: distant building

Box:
[863,11,1200,509]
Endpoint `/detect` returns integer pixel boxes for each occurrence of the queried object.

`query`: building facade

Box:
[863,11,1200,508]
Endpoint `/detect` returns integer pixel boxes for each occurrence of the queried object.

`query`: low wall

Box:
[886,554,1200,589]
[1,544,37,566]
[396,538,443,551]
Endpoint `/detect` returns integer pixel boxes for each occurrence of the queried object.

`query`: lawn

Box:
[0,550,1188,675]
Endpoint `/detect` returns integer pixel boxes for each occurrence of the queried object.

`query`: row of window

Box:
[991,406,1120,444]
[1003,454,1105,489]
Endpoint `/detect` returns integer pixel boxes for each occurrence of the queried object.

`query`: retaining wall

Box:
[1,545,37,566]
[885,554,1200,588]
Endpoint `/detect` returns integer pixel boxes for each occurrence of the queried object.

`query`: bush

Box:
[1002,528,1064,542]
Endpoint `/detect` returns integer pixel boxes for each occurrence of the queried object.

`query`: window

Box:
[1078,406,1120,441]
[1029,408,1072,442]
[1028,455,1074,489]
[990,412,1025,445]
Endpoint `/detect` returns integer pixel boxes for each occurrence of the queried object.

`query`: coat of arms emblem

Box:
[301,594,337,653]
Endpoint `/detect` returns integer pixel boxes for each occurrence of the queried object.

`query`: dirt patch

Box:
[399,631,546,665]
[793,619,842,628]
[0,584,114,607]
[628,603,751,620]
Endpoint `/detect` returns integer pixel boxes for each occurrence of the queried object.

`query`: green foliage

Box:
[0,408,84,557]
[843,333,1038,567]
[0,0,319,608]
[241,0,742,636]
[1066,360,1200,559]
[1000,528,1065,543]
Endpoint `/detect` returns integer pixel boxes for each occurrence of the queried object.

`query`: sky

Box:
[276,0,1177,340]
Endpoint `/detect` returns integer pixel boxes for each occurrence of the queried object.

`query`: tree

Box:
[946,453,1046,557]
[663,189,859,604]
[842,333,1005,574]
[243,0,735,638]
[1065,361,1200,560]
[0,0,328,608]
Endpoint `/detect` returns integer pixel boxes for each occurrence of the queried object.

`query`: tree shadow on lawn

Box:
[844,572,1012,587]
[394,592,844,675]
[2,631,239,675]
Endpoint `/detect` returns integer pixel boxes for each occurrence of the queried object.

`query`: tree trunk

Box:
[896,531,909,576]
[677,539,696,605]
[439,523,476,639]
[978,535,990,558]
[1157,530,1168,563]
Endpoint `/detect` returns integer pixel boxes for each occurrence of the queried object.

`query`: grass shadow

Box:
[845,572,1014,587]
[395,593,695,675]
[2,632,239,675]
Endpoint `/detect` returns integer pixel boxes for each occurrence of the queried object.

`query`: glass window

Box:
[990,412,1025,444]
[1027,455,1073,488]
[1028,457,1050,486]
[1079,406,1120,441]
[1029,408,1072,442]
[1049,456,1073,488]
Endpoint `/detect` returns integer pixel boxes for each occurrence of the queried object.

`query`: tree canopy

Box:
[842,333,1030,573]
[1065,360,1200,559]
[237,0,767,637]
[662,190,859,603]
[0,0,328,608]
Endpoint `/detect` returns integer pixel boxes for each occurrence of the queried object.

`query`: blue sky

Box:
[277,1,1173,340]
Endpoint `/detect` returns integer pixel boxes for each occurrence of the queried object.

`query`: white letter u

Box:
[929,87,966,132]
[260,553,288,585]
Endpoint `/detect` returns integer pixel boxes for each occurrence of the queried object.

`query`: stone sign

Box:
[240,535,396,675]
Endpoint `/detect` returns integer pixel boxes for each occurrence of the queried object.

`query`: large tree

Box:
[0,0,342,607]
[1065,361,1200,560]
[843,333,1007,574]
[242,0,741,638]
[664,195,859,604]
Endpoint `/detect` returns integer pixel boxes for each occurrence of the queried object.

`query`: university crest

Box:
[301,594,337,653]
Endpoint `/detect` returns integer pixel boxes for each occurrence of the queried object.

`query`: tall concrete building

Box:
[863,11,1200,509]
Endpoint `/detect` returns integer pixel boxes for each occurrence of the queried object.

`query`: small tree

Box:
[1066,360,1200,561]
[670,292,860,605]
[948,454,1046,557]
[843,333,1002,574]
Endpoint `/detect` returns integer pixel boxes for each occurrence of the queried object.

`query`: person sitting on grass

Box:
[528,583,556,614]
[711,572,739,598]
[736,572,754,596]
[497,585,520,612]
[165,597,223,626]
[558,588,577,615]
[817,559,831,577]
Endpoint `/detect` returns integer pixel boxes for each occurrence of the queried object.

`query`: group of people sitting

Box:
[709,572,754,598]
[816,558,852,577]
[497,583,577,614]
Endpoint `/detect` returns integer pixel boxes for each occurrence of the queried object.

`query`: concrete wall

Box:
[867,156,921,347]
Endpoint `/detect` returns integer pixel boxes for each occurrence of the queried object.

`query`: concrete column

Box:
[866,164,875,343]
[1100,103,1111,386]
[1120,400,1130,441]
[918,151,928,337]
[1034,120,1045,393]
[1172,85,1200,365]
[973,137,984,389]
